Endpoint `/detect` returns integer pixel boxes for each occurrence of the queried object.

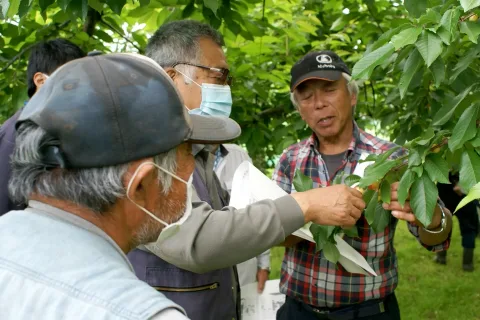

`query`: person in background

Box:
[435,173,479,271]
[127,20,366,320]
[214,143,271,292]
[274,50,452,320]
[0,38,85,216]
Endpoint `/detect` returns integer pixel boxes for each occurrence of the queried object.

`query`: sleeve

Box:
[406,200,451,252]
[272,150,293,194]
[256,249,271,269]
[150,308,190,320]
[146,195,304,273]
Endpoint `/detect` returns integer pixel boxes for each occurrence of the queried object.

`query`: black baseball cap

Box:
[290,50,351,91]
[17,53,241,169]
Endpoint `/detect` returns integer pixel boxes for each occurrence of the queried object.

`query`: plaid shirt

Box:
[272,122,450,308]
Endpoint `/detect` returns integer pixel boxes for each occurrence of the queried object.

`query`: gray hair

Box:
[146,20,224,84]
[290,73,359,110]
[9,122,177,214]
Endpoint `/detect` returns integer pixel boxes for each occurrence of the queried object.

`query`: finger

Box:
[257,282,265,294]
[383,201,411,212]
[389,190,410,202]
[349,207,362,220]
[349,187,364,198]
[342,215,357,227]
[390,181,400,192]
[351,197,366,211]
[390,210,416,222]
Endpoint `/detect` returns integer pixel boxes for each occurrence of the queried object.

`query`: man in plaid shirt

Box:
[273,51,452,320]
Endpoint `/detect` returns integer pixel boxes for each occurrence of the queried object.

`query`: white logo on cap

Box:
[316,54,332,64]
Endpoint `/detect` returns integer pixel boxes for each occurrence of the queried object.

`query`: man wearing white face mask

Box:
[126,20,365,320]
[0,53,242,319]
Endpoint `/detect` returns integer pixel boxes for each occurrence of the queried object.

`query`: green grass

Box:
[270,220,480,320]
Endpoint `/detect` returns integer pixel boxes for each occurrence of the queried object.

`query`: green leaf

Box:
[323,242,340,264]
[352,43,395,80]
[440,8,462,43]
[293,170,313,192]
[365,191,379,225]
[433,84,477,125]
[456,182,480,212]
[460,21,480,43]
[68,0,88,20]
[17,0,31,17]
[371,203,391,234]
[58,0,72,11]
[404,0,427,18]
[459,148,480,192]
[359,161,397,189]
[380,180,391,204]
[449,104,479,151]
[332,171,345,185]
[391,27,422,50]
[399,49,423,99]
[430,56,445,87]
[408,148,423,167]
[106,0,126,15]
[460,0,480,12]
[424,153,451,184]
[182,0,195,18]
[411,165,424,177]
[418,8,442,25]
[342,226,358,238]
[411,174,439,227]
[88,0,104,12]
[398,169,416,206]
[436,26,451,45]
[414,127,435,146]
[344,174,361,187]
[415,31,443,67]
[203,0,220,16]
[39,0,54,12]
[363,188,376,205]
[310,223,333,252]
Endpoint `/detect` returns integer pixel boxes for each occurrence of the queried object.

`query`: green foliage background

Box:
[2,0,480,226]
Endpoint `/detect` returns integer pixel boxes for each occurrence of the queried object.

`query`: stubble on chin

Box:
[129,198,186,250]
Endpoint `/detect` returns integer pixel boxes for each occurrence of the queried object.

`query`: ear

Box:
[350,92,357,107]
[33,72,48,90]
[125,160,157,208]
[164,67,176,82]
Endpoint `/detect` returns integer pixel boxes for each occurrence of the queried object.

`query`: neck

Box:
[316,121,354,155]
[30,195,132,253]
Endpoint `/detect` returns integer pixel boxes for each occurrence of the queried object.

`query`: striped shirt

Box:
[272,122,450,308]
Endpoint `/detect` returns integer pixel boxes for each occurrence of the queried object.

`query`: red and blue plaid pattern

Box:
[272,123,450,308]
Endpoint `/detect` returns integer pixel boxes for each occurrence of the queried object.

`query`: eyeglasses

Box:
[172,62,233,86]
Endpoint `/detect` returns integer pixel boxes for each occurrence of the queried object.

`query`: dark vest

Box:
[128,167,240,320]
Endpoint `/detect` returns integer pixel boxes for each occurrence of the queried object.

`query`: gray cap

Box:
[17,53,241,169]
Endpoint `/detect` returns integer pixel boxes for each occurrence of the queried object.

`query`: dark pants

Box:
[276,294,400,320]
[455,201,479,249]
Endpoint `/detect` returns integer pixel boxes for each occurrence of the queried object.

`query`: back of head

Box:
[146,20,224,67]
[27,38,85,98]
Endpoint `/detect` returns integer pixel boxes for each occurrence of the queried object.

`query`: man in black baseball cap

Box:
[273,51,452,319]
[0,53,240,319]
[290,50,351,91]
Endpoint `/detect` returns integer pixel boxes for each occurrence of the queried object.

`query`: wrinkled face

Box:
[133,143,195,245]
[295,77,357,140]
[173,37,229,110]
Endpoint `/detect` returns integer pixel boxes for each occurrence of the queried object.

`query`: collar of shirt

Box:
[306,121,364,162]
[27,200,134,271]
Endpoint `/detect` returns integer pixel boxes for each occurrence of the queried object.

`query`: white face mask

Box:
[177,70,232,117]
[126,161,193,242]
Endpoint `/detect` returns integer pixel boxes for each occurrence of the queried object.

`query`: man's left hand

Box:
[256,269,269,293]
[382,182,417,223]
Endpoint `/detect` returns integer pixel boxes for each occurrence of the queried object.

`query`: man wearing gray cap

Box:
[0,53,241,319]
